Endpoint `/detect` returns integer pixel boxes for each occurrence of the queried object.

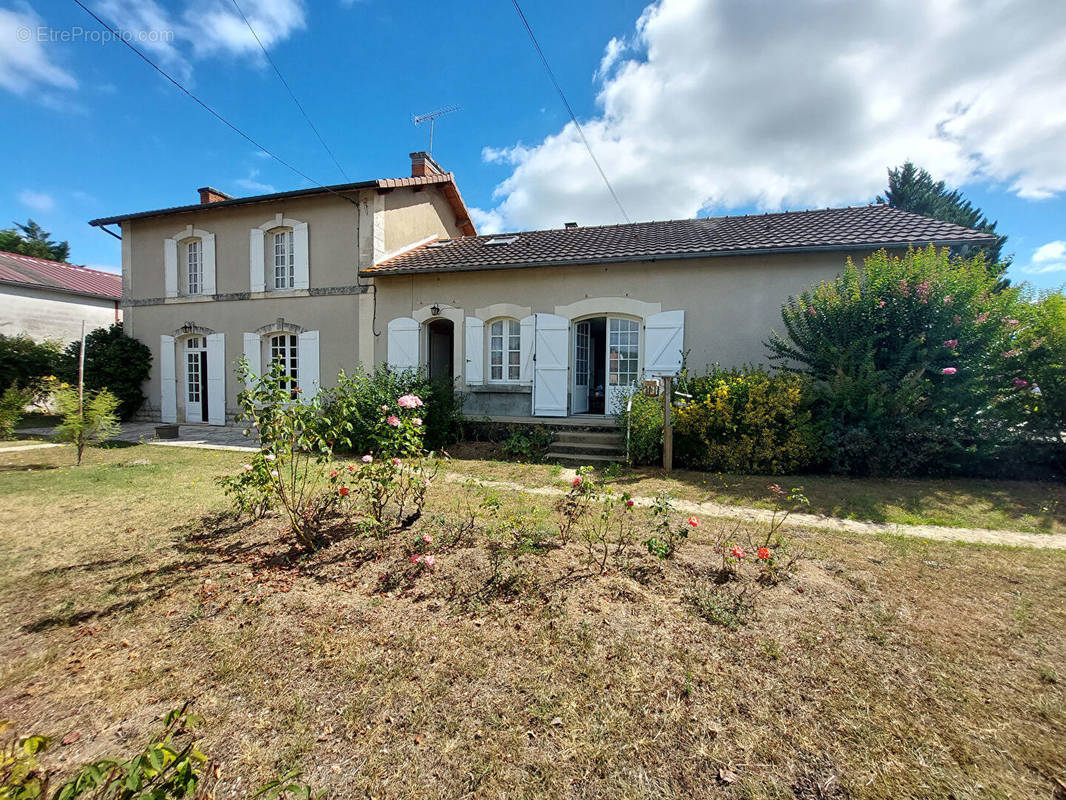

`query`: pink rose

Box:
[423,555,436,568]
[397,394,424,409]
[807,306,817,316]
[242,464,253,471]
[422,533,434,544]
[387,415,401,427]
[412,417,422,427]
[1013,377,1029,388]
[731,546,745,559]
[392,457,401,466]
[381,405,388,412]
[572,476,582,487]
[361,454,373,463]
[410,554,423,564]
[941,367,957,375]
[943,339,958,349]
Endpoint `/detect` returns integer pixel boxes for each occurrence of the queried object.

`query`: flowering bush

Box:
[643,491,696,559]
[767,246,1029,475]
[232,358,339,548]
[217,455,275,520]
[674,366,817,474]
[555,466,637,571]
[323,393,440,537]
[320,365,462,454]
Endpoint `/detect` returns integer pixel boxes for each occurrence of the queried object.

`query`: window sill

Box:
[163,295,214,304]
[467,383,532,394]
[250,289,311,299]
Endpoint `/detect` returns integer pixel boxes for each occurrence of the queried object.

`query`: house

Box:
[89,152,995,426]
[0,251,122,343]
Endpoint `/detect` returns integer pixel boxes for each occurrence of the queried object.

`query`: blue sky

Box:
[2,0,1064,289]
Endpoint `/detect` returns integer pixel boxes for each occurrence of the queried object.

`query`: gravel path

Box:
[445,472,1066,550]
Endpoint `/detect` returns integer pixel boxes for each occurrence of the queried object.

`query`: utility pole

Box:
[412,105,460,157]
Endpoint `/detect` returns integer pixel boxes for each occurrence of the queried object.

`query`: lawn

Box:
[447,444,1066,534]
[1,443,1064,799]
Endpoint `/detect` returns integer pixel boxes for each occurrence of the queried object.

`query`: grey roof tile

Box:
[364,204,996,276]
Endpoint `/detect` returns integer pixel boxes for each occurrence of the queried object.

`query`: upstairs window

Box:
[489,319,521,382]
[272,229,295,290]
[184,239,202,295]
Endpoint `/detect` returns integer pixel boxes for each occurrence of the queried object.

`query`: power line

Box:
[71,0,358,207]
[228,0,350,182]
[509,0,631,224]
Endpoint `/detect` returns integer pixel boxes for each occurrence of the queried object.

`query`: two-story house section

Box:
[91,152,474,425]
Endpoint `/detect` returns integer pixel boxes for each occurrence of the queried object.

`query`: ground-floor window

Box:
[608,318,639,386]
[270,333,299,392]
[489,318,521,382]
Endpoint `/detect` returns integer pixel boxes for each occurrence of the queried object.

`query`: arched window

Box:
[268,331,299,387]
[270,227,295,290]
[182,237,202,295]
[488,318,521,383]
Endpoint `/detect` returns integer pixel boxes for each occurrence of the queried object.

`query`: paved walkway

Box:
[16,423,259,452]
[0,442,64,453]
[444,472,1066,551]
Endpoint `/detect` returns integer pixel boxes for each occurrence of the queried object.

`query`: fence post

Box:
[663,374,673,472]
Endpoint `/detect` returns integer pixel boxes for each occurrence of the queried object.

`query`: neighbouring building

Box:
[89,152,995,426]
[0,250,122,343]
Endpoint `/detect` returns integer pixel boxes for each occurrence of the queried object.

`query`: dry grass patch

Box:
[0,444,1064,799]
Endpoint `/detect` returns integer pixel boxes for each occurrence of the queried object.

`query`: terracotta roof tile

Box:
[364,204,997,276]
[0,251,121,300]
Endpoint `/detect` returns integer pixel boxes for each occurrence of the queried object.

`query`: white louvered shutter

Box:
[464,317,484,386]
[159,335,176,423]
[532,313,569,417]
[387,317,420,370]
[298,330,320,399]
[644,310,685,375]
[163,240,178,298]
[206,333,226,425]
[519,315,535,385]
[201,232,216,295]
[293,222,309,290]
[242,332,261,390]
[249,230,265,293]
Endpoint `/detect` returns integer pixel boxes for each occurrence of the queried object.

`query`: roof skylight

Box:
[485,235,519,246]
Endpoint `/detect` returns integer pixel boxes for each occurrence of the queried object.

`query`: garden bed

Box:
[0,444,1064,798]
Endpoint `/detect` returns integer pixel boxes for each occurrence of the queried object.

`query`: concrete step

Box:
[553,430,624,445]
[545,451,625,465]
[549,441,625,456]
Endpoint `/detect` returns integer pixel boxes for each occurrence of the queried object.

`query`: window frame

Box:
[487,318,522,384]
[270,227,295,291]
[182,237,202,296]
[267,332,300,394]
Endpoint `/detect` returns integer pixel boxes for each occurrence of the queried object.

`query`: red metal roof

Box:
[0,251,121,300]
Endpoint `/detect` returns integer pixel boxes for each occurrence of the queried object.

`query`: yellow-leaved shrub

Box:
[674,367,817,474]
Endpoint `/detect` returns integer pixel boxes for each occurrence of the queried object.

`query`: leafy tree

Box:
[0,333,62,390]
[60,323,152,420]
[767,246,1028,475]
[1014,287,1066,437]
[0,219,71,262]
[877,162,1008,275]
[52,382,120,466]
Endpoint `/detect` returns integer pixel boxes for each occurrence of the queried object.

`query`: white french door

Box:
[573,320,591,414]
[606,317,640,414]
[184,336,207,423]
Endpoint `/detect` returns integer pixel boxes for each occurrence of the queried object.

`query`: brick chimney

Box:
[410,151,445,178]
[197,186,233,204]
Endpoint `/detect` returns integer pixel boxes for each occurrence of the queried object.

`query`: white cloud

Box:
[479,0,1066,232]
[0,4,77,95]
[1022,241,1066,275]
[233,169,276,193]
[594,36,626,80]
[92,0,192,80]
[182,0,306,59]
[17,189,54,212]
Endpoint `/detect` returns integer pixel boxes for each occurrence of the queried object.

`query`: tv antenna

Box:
[413,105,460,157]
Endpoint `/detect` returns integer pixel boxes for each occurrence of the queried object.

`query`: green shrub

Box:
[1015,287,1066,438]
[322,365,462,453]
[767,246,1028,475]
[51,380,121,466]
[501,426,553,462]
[60,324,152,420]
[674,366,817,474]
[0,333,61,390]
[0,386,34,438]
[617,391,663,466]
